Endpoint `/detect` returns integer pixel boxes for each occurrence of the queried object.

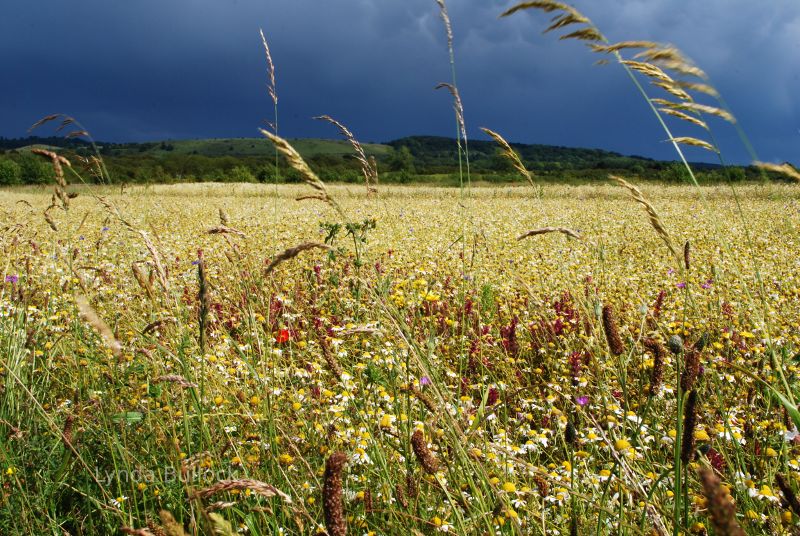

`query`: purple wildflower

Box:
[576,395,589,406]
[5,274,19,284]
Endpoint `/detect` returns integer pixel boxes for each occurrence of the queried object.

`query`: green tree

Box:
[726,166,746,182]
[387,146,415,173]
[17,153,54,184]
[0,158,22,185]
[228,165,256,183]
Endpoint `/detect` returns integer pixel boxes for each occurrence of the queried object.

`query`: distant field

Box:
[2,183,800,534]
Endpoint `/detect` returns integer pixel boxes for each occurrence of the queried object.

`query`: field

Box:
[2,182,800,535]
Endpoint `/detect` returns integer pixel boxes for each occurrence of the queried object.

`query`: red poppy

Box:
[276,329,291,344]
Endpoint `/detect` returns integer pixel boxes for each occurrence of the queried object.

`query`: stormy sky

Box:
[1,0,798,164]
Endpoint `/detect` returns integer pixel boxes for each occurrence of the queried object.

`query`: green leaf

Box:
[111,411,143,424]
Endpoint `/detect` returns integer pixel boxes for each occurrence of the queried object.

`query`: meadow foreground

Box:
[1,183,800,535]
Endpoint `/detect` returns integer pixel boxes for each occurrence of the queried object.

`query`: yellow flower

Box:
[614,439,631,451]
[694,429,710,441]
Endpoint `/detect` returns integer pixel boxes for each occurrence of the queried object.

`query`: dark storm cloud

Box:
[1,0,797,163]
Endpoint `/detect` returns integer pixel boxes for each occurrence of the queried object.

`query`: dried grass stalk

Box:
[609,175,678,259]
[43,207,58,232]
[318,326,343,378]
[621,60,673,83]
[501,1,584,19]
[670,137,718,153]
[658,108,709,130]
[481,127,533,185]
[265,242,333,276]
[132,262,155,299]
[158,510,187,536]
[29,113,62,131]
[651,80,691,101]
[434,0,454,56]
[155,375,198,388]
[76,295,122,357]
[634,46,687,64]
[120,528,156,536]
[207,225,246,237]
[31,148,71,209]
[137,230,169,291]
[517,227,581,240]
[337,326,381,337]
[259,29,277,105]
[259,130,343,215]
[591,41,659,54]
[146,521,167,536]
[698,467,745,536]
[501,0,605,44]
[315,114,378,192]
[544,12,589,33]
[652,99,735,124]
[755,161,800,182]
[323,452,348,536]
[559,27,603,42]
[676,81,720,98]
[635,47,709,79]
[435,83,467,144]
[192,479,291,502]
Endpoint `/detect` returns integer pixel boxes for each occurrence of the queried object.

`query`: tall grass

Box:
[0,3,799,536]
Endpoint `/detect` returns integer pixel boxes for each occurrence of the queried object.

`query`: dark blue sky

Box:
[2,0,798,164]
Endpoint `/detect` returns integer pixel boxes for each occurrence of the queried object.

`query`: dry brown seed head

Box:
[411,429,440,474]
[323,452,348,536]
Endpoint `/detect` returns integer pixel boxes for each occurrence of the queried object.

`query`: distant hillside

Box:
[96,137,392,158]
[0,134,761,186]
[388,135,722,174]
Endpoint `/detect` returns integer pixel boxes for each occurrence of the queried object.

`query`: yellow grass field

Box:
[2,183,800,534]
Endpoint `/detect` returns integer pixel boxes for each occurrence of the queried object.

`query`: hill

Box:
[0,134,758,186]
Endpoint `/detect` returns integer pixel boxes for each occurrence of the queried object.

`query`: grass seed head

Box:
[602,304,625,356]
[323,452,348,536]
[698,467,745,536]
